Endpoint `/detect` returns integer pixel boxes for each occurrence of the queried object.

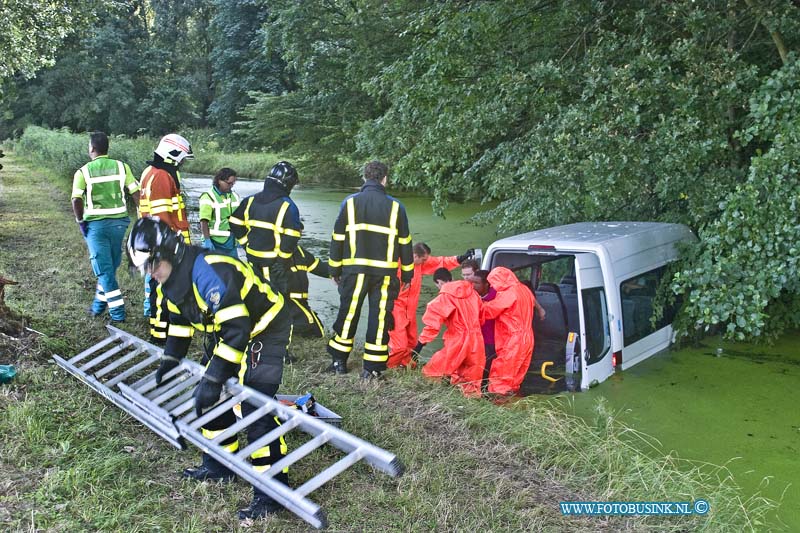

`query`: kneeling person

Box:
[414,268,485,397]
[127,217,291,520]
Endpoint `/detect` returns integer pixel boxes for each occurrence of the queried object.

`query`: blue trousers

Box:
[85,217,130,321]
[209,235,239,258]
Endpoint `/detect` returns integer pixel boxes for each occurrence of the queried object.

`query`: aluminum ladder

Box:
[53,325,404,529]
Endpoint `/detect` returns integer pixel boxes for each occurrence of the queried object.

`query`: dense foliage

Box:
[3,0,800,340]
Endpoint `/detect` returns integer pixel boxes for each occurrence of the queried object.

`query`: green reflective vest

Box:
[199,186,241,243]
[72,155,139,221]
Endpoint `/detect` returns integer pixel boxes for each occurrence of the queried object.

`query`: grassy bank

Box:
[13,126,291,184]
[0,150,775,531]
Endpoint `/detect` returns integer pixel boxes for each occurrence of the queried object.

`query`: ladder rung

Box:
[190,390,250,429]
[105,353,161,388]
[150,374,203,405]
[93,345,141,378]
[296,449,365,497]
[211,403,275,444]
[69,334,119,364]
[237,416,302,460]
[80,341,130,372]
[265,432,332,476]
[163,388,196,413]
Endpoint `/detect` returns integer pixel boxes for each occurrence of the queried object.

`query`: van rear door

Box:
[574,253,612,389]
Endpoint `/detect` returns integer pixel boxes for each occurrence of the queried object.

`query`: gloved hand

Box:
[194,378,223,416]
[411,341,426,362]
[155,355,181,385]
[456,248,475,263]
[78,220,89,238]
[201,238,215,250]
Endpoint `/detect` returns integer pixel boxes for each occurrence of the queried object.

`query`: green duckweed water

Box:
[183,175,799,529]
[565,336,800,530]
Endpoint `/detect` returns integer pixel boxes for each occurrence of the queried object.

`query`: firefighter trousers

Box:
[327,272,399,372]
[199,306,292,491]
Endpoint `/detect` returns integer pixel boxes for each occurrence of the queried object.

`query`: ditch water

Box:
[181,175,799,529]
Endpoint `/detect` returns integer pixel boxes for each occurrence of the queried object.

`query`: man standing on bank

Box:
[229,161,302,294]
[327,161,414,379]
[72,131,140,322]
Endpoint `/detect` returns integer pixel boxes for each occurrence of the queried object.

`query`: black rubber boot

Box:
[182,453,236,482]
[359,368,385,381]
[326,360,348,374]
[238,494,282,520]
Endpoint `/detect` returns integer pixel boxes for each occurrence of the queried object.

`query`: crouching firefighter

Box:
[288,245,329,338]
[127,217,292,520]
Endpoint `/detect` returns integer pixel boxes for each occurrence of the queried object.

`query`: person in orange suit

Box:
[413,269,485,397]
[387,243,474,369]
[480,267,538,396]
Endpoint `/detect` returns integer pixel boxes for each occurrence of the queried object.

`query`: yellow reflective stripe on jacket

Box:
[328,259,342,267]
[346,198,357,255]
[168,324,194,338]
[385,201,399,264]
[340,257,400,269]
[289,292,308,299]
[216,303,249,324]
[214,341,245,363]
[251,297,284,337]
[167,300,181,314]
[193,285,209,313]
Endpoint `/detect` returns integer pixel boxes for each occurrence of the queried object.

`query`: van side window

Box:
[583,287,610,365]
[619,267,676,346]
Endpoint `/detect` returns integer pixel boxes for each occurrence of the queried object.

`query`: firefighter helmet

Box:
[127,217,186,275]
[266,161,299,193]
[154,134,194,165]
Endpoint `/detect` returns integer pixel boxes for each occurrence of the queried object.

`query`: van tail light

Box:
[528,244,556,250]
[612,351,622,369]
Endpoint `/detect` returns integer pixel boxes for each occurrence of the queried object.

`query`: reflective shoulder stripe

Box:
[385,201,399,264]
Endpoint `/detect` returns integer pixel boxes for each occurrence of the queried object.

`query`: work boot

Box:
[360,369,385,381]
[326,360,347,375]
[182,453,236,483]
[238,494,282,520]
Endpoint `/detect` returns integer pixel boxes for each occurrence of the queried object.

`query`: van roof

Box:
[488,221,693,252]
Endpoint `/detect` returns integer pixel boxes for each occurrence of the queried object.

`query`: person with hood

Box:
[138,133,193,343]
[480,266,537,396]
[412,268,485,397]
[387,242,475,369]
[229,161,302,294]
[127,217,291,520]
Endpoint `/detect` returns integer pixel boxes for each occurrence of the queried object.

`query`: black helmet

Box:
[127,217,186,275]
[266,161,299,193]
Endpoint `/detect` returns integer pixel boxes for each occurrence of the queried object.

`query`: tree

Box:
[207,0,288,140]
[0,0,108,80]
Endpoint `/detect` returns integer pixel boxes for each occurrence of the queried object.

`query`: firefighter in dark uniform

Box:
[327,161,414,379]
[288,245,329,338]
[229,161,302,294]
[127,217,291,520]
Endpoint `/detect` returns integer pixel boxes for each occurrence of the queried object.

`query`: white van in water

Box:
[483,221,695,392]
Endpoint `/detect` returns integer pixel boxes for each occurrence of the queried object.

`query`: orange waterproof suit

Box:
[480,267,535,395]
[387,255,459,368]
[420,280,485,397]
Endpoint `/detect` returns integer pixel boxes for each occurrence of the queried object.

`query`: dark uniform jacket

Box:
[329,180,414,283]
[229,180,303,273]
[161,247,285,367]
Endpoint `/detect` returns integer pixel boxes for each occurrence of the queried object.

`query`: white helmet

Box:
[154,134,194,165]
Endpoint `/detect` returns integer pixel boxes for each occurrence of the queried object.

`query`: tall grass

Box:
[13,126,292,183]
